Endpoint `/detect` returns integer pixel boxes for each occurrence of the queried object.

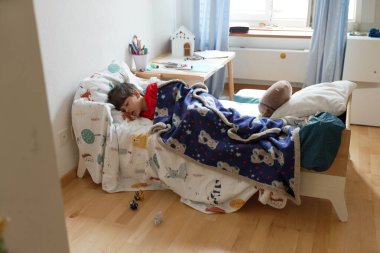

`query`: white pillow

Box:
[271,80,357,119]
[74,60,143,103]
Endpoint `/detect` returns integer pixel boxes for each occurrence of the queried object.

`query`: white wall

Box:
[29,0,380,177]
[33,0,177,176]
[0,0,69,252]
[177,0,194,31]
[357,0,380,31]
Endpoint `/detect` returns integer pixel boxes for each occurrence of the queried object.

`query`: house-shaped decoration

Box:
[171,26,195,57]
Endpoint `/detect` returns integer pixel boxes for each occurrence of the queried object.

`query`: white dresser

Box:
[343,35,380,127]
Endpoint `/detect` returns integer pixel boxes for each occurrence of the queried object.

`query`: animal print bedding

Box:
[150,80,301,204]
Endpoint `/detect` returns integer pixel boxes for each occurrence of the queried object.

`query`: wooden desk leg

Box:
[227,61,234,101]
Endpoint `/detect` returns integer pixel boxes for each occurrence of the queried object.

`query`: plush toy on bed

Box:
[258,80,292,117]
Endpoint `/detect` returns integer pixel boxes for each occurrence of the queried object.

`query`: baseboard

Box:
[60,167,77,188]
[234,83,269,92]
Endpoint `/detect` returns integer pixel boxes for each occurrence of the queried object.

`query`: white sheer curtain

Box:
[193,0,230,97]
[304,0,350,87]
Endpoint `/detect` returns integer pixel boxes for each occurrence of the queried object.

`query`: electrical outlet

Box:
[58,128,70,146]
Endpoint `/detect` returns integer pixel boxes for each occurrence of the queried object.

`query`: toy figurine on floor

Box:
[129,200,139,210]
[134,190,144,201]
[153,211,163,225]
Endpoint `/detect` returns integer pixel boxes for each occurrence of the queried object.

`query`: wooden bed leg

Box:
[329,191,348,222]
[77,156,86,178]
[300,172,348,222]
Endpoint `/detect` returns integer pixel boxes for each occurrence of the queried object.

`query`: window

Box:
[230,0,311,28]
[347,0,356,22]
[230,0,357,29]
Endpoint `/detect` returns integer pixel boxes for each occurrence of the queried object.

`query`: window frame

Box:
[230,0,358,31]
[230,0,313,29]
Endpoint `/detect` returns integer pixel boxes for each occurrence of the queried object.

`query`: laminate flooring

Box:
[63,125,380,253]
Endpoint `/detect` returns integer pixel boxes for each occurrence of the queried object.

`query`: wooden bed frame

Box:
[75,91,352,222]
[300,97,351,222]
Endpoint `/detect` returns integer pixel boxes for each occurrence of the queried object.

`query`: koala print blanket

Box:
[151,80,301,204]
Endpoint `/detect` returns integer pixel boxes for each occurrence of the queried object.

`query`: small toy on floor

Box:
[134,190,144,201]
[129,200,139,210]
[153,211,163,225]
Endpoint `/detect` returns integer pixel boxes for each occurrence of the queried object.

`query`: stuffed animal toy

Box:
[258,80,292,117]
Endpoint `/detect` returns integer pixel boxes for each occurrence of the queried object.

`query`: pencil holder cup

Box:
[132,54,148,72]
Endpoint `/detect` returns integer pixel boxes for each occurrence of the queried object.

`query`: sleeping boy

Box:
[108,80,292,120]
[107,82,157,121]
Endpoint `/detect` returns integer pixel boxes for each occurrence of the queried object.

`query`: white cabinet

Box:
[348,83,380,127]
[343,36,379,82]
[343,35,380,127]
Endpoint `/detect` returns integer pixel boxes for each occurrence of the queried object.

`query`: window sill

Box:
[230,27,313,39]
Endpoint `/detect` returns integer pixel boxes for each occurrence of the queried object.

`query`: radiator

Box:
[230,47,309,84]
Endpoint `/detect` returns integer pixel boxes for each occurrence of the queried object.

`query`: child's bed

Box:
[72,61,355,222]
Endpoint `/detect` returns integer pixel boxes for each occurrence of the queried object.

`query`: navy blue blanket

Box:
[152,80,300,202]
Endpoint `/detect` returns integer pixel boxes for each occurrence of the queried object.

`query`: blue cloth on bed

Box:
[233,89,263,104]
[300,112,345,172]
[369,28,380,37]
[152,81,299,199]
[233,94,260,104]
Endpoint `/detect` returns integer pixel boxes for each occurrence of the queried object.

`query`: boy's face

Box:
[121,91,143,120]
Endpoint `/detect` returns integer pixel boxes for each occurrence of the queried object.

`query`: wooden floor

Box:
[63,125,380,253]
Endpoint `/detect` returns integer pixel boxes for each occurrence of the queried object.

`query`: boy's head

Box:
[108,83,144,120]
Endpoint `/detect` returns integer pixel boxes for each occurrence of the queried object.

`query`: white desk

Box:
[135,51,236,100]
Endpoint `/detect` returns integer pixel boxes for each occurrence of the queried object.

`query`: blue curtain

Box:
[304,0,349,87]
[193,0,230,97]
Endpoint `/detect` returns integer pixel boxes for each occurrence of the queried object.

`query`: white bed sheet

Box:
[219,99,260,117]
[99,100,289,214]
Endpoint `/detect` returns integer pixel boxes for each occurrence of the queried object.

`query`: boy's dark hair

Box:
[107,82,140,110]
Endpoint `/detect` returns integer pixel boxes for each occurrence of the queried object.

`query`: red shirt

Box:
[140,82,158,120]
